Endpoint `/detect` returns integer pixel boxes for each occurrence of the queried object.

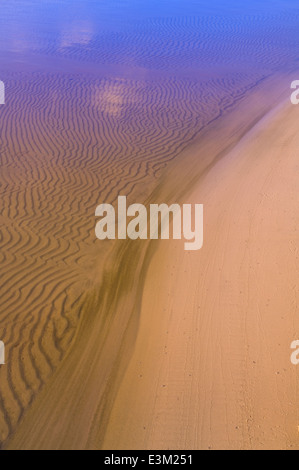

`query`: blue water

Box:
[1,0,299,77]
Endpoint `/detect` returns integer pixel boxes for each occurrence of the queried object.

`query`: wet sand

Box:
[0,69,279,447]
[3,79,298,450]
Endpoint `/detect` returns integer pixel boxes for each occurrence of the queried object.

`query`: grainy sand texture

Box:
[0,0,299,450]
[102,101,299,450]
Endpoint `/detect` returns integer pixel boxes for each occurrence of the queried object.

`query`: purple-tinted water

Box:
[0,0,299,77]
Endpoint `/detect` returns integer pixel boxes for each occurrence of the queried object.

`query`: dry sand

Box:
[102,101,299,450]
[4,83,299,450]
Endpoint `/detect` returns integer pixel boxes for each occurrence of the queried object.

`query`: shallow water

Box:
[1,0,299,76]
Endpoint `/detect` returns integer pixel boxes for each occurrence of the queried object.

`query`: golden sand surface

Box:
[102,100,299,450]
[2,72,297,449]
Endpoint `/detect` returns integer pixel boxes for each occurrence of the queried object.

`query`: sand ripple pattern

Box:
[32,13,299,73]
[0,67,270,445]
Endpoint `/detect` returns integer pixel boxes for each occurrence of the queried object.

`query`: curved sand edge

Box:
[102,100,299,450]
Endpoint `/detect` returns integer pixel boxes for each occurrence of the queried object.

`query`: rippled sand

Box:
[0,0,299,449]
